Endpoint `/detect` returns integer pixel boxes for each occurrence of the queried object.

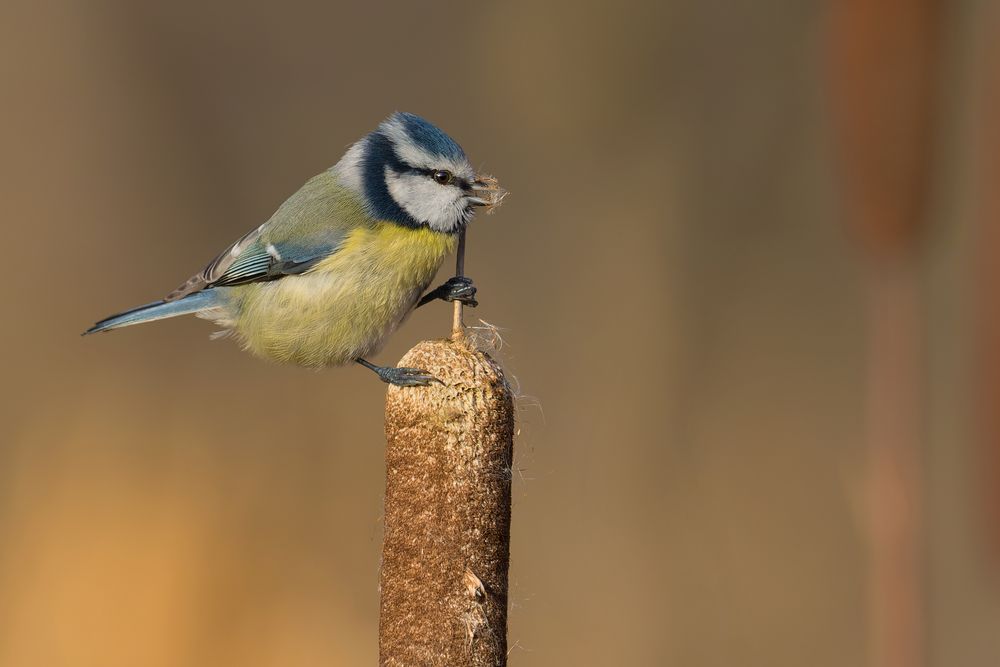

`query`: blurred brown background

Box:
[1,1,998,665]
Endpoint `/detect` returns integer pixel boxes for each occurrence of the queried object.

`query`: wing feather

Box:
[164,225,266,301]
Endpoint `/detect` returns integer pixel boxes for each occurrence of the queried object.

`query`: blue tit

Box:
[85,112,503,386]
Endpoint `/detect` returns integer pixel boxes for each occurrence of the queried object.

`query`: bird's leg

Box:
[416,276,478,309]
[356,358,439,387]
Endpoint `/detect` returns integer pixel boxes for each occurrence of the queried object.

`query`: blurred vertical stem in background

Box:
[827,1,942,666]
[379,232,515,666]
[977,28,1000,560]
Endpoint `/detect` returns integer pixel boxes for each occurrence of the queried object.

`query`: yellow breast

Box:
[230,223,456,367]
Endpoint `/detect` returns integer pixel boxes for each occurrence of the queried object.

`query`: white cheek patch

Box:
[384,168,467,232]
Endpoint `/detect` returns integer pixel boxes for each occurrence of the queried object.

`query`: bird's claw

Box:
[437,276,478,307]
[417,276,479,309]
[377,366,441,387]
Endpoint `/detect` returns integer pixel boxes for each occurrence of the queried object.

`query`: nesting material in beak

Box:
[468,174,508,214]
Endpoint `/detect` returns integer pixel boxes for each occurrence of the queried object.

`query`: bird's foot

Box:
[417,276,478,308]
[357,359,439,386]
[377,366,440,387]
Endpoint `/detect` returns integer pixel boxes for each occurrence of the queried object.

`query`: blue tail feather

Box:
[84,290,219,335]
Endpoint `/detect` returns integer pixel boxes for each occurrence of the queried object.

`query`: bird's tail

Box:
[83,290,219,335]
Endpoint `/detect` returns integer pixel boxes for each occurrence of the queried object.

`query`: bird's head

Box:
[333,112,503,234]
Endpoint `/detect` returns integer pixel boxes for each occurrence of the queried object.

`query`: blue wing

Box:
[165,231,340,301]
[210,238,333,286]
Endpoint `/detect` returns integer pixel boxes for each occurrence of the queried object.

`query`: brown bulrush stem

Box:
[864,260,923,667]
[379,337,514,666]
[380,178,511,665]
[976,22,1000,563]
[827,1,941,665]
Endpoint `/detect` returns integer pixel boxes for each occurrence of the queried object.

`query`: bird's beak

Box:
[466,174,508,213]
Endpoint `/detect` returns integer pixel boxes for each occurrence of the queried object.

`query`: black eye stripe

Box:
[410,167,469,189]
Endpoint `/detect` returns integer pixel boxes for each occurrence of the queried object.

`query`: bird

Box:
[84,112,504,386]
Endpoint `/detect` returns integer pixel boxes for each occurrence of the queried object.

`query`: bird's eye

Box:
[432,170,453,185]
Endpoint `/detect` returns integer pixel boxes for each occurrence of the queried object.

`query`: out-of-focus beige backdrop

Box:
[1,1,998,665]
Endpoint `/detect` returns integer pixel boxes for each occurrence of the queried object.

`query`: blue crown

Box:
[386,112,466,160]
